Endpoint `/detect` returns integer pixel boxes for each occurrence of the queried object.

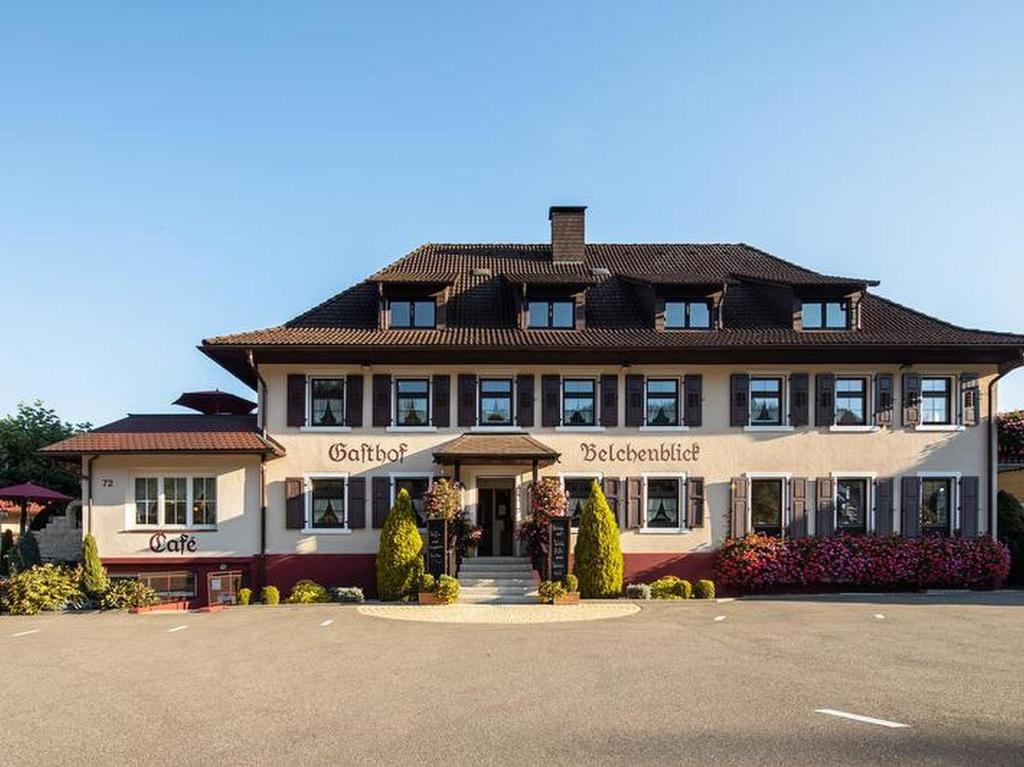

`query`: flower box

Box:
[552,592,580,605]
[418,591,444,605]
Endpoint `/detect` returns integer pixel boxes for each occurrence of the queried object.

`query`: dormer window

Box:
[528,299,574,329]
[389,299,436,329]
[665,300,712,329]
[802,300,848,330]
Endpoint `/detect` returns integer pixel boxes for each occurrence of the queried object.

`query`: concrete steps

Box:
[458,556,536,604]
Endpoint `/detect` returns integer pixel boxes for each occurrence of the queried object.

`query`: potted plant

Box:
[417,573,442,605]
[537,574,580,605]
[517,477,569,570]
[417,573,460,605]
[463,525,483,557]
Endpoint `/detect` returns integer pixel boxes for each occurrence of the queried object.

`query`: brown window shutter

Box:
[815,477,834,536]
[874,373,894,427]
[900,476,920,537]
[431,375,450,427]
[285,477,305,529]
[601,477,621,527]
[730,374,749,427]
[790,374,809,427]
[731,477,748,537]
[372,375,392,427]
[372,476,391,529]
[287,375,306,427]
[788,478,807,538]
[457,374,477,427]
[625,477,643,529]
[902,373,921,427]
[686,477,705,528]
[683,374,703,427]
[960,374,979,427]
[625,375,645,427]
[815,374,835,427]
[960,476,980,536]
[541,375,561,427]
[516,375,535,428]
[874,478,894,536]
[345,375,364,428]
[599,375,618,427]
[348,477,366,529]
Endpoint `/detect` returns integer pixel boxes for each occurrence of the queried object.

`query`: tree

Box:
[8,531,41,574]
[80,533,108,599]
[0,529,13,576]
[573,480,624,598]
[0,401,91,497]
[375,489,424,601]
[997,490,1024,585]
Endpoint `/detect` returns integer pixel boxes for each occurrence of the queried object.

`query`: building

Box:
[41,207,1024,605]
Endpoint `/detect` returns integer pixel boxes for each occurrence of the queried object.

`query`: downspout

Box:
[84,455,99,535]
[987,353,1024,537]
[247,350,270,588]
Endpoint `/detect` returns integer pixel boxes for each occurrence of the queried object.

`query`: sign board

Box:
[548,516,570,582]
[426,518,448,577]
[580,441,700,464]
[328,442,408,464]
[149,533,198,553]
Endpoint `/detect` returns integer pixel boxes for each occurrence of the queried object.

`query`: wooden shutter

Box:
[625,477,643,529]
[731,477,748,537]
[815,477,834,536]
[371,476,390,529]
[348,477,366,529]
[874,478,894,536]
[902,373,921,427]
[345,375,364,428]
[431,375,450,428]
[683,374,703,427]
[815,374,835,428]
[516,374,535,427]
[285,477,305,529]
[602,477,621,527]
[599,375,618,427]
[960,373,979,427]
[625,375,645,427]
[874,373,894,427]
[287,375,306,427]
[457,374,477,427]
[730,374,749,427]
[790,373,809,427]
[541,375,561,427]
[372,375,392,427]
[960,476,980,536]
[788,477,807,538]
[686,477,705,528]
[901,476,920,537]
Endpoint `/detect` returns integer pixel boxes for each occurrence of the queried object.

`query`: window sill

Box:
[300,528,352,535]
[915,424,965,432]
[743,425,795,432]
[828,425,879,433]
[300,426,352,433]
[636,528,690,535]
[555,425,605,433]
[470,425,524,433]
[121,527,217,533]
[385,426,437,433]
[639,425,689,432]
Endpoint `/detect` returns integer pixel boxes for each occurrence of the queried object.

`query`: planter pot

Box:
[552,592,580,605]
[418,592,444,605]
[465,546,478,558]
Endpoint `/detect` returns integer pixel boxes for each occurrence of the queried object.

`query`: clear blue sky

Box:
[1,2,1022,426]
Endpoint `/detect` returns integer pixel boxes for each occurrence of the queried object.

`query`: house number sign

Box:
[328,442,409,464]
[579,442,701,464]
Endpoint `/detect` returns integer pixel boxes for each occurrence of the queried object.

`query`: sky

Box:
[1,1,1022,426]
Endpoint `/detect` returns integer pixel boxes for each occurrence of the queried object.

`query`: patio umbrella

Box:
[172,390,256,415]
[0,483,73,534]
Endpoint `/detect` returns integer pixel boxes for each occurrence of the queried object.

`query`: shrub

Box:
[418,573,436,593]
[998,490,1024,585]
[9,531,41,574]
[530,477,569,520]
[333,586,365,603]
[1,564,83,615]
[285,580,331,604]
[693,579,716,599]
[99,578,160,610]
[261,585,280,605]
[0,530,14,576]
[376,489,424,601]
[79,533,108,599]
[625,583,651,600]
[537,580,567,603]
[573,480,623,598]
[650,576,691,600]
[423,478,462,522]
[433,575,460,604]
[563,573,579,593]
[237,587,252,606]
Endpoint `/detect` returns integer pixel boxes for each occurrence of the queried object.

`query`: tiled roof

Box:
[432,433,560,465]
[39,415,283,456]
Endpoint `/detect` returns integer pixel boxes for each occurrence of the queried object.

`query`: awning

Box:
[432,433,560,467]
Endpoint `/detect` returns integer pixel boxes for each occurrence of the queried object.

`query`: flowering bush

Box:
[716,534,1011,592]
[530,477,568,521]
[423,478,462,521]
[998,410,1024,463]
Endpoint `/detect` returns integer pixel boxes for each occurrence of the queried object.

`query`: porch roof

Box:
[432,433,560,467]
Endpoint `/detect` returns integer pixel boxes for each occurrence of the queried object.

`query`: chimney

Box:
[549,206,586,263]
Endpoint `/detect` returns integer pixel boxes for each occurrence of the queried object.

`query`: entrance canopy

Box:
[433,434,560,481]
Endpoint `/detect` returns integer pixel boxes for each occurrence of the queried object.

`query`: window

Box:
[921,377,952,425]
[665,300,712,329]
[802,300,849,329]
[836,478,868,533]
[565,477,597,528]
[310,478,346,529]
[134,478,159,526]
[394,476,431,528]
[562,379,596,426]
[834,377,867,426]
[646,478,683,529]
[645,379,679,426]
[136,571,195,599]
[921,478,953,535]
[528,299,575,329]
[749,377,783,426]
[479,378,513,426]
[395,379,430,426]
[310,378,345,427]
[164,478,188,526]
[192,478,217,527]
[390,299,436,329]
[132,476,217,528]
[751,479,783,536]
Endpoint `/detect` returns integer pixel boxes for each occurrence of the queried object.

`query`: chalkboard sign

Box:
[549,516,570,582]
[427,519,448,577]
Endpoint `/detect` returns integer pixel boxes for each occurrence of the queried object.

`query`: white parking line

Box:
[713,615,727,622]
[319,619,334,627]
[814,709,908,728]
[716,598,735,603]
[874,614,886,620]
[166,625,188,633]
[12,629,40,638]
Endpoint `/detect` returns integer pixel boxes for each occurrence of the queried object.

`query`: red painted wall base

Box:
[622,553,717,585]
[264,553,378,598]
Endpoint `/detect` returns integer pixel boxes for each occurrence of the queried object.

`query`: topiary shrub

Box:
[693,579,716,599]
[537,580,568,604]
[79,533,108,600]
[9,531,41,574]
[1,564,83,615]
[376,488,424,601]
[573,480,623,599]
[99,578,160,610]
[433,575,460,604]
[237,587,252,606]
[261,585,280,605]
[285,579,331,604]
[332,586,365,603]
[650,576,691,600]
[0,530,14,576]
[626,583,651,600]
[563,573,579,594]
[418,573,436,593]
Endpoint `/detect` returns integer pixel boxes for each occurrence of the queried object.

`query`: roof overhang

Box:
[432,433,560,467]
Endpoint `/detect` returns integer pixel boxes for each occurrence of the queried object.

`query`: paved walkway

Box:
[357,602,640,623]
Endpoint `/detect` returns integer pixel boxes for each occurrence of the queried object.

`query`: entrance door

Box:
[478,481,515,557]
[207,571,242,606]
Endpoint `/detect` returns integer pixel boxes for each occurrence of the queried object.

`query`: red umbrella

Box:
[0,483,73,534]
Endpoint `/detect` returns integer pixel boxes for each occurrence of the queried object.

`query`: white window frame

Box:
[639,376,689,432]
[744,373,794,432]
[303,472,351,534]
[390,472,434,530]
[471,376,519,432]
[745,472,791,535]
[830,373,878,433]
[830,472,877,533]
[916,471,962,533]
[915,374,964,432]
[559,472,604,528]
[134,570,197,599]
[303,375,351,433]
[125,474,219,531]
[388,377,437,433]
[639,473,688,534]
[556,376,605,433]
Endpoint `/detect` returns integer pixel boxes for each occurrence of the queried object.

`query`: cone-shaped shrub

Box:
[376,488,424,601]
[573,480,623,598]
[80,533,108,599]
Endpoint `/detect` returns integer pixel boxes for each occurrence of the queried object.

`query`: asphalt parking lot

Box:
[2,592,1022,767]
